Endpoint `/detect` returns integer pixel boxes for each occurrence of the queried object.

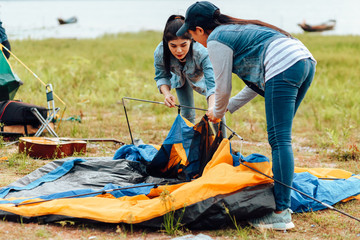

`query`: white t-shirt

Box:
[264,37,316,81]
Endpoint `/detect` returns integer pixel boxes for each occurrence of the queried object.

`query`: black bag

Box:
[0,100,47,127]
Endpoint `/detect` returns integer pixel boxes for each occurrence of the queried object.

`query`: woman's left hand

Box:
[206,107,220,123]
[206,95,220,122]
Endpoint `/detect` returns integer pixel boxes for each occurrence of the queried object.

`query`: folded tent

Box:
[0,114,359,228]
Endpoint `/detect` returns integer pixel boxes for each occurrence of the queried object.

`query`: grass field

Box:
[0,32,359,239]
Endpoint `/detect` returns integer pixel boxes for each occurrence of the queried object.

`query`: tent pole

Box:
[14,180,190,207]
[121,97,244,141]
[122,98,134,145]
[122,97,359,223]
[239,159,360,222]
[14,183,159,207]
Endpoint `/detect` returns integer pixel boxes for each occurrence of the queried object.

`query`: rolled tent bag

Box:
[0,100,48,135]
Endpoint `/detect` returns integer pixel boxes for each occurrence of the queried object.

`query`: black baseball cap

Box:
[176,1,219,36]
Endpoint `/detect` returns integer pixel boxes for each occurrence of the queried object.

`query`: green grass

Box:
[1,32,359,239]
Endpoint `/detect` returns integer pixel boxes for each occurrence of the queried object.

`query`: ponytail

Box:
[203,10,292,37]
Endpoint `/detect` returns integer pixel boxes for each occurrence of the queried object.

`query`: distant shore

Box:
[2,0,360,40]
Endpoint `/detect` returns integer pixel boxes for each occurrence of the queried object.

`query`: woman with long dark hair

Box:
[177,1,316,230]
[154,15,225,135]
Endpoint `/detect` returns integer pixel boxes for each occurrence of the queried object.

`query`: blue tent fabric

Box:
[291,172,360,212]
[0,183,154,205]
[231,152,271,167]
[113,144,158,162]
[146,114,199,179]
[242,153,271,163]
[103,183,154,198]
[0,189,96,205]
[163,114,195,150]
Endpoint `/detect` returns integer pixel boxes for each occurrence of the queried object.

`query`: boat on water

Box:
[298,19,336,32]
[57,16,78,25]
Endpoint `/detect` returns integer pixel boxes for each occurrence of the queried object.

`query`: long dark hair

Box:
[190,10,292,37]
[162,15,193,73]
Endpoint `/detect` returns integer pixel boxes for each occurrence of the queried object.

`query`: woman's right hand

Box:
[164,93,176,107]
[160,85,176,107]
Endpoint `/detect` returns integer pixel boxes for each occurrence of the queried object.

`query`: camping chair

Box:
[31,84,59,137]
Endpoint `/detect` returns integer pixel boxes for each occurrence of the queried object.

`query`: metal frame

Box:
[31,84,59,137]
[120,97,360,223]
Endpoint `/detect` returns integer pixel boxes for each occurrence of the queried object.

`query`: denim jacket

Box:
[154,41,215,98]
[207,24,287,96]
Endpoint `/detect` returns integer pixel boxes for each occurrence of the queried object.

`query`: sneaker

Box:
[248,208,295,230]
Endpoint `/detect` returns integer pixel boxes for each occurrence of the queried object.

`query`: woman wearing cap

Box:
[177,1,316,230]
[154,14,225,135]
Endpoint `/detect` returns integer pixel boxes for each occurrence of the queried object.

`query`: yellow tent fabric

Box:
[1,138,359,223]
[0,140,274,223]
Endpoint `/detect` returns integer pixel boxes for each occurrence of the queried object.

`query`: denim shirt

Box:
[154,41,215,98]
[207,24,287,96]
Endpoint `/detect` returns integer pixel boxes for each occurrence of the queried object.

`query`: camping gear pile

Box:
[0,114,359,228]
[0,43,64,139]
[0,48,47,137]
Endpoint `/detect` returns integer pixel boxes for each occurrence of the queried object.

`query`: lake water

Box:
[1,0,359,40]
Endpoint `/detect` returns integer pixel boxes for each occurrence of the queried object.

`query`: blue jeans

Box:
[265,58,316,211]
[176,80,227,137]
